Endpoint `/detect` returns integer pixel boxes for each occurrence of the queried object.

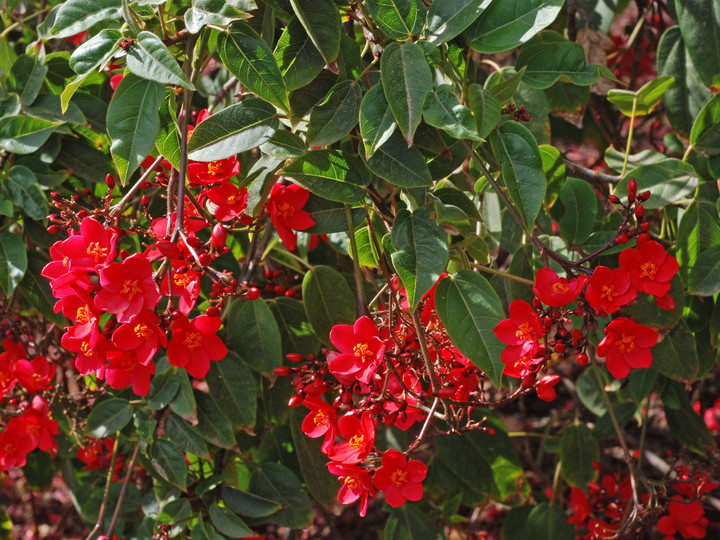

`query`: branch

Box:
[564,161,620,184]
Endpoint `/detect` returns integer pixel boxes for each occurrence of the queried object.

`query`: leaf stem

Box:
[345,204,367,316]
[108,156,164,218]
[449,256,535,285]
[620,94,638,180]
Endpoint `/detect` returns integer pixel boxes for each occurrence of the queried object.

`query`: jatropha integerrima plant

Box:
[1,0,719,538]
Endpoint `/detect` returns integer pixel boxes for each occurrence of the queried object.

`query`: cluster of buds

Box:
[609,177,651,246]
[500,103,531,122]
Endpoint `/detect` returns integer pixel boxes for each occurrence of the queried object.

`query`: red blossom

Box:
[535,374,561,402]
[327,412,375,465]
[161,267,201,315]
[532,268,589,307]
[0,421,34,470]
[372,449,427,508]
[207,181,248,221]
[167,315,227,378]
[619,240,679,297]
[267,183,315,251]
[585,266,637,314]
[15,356,56,393]
[301,396,338,453]
[328,316,386,386]
[94,253,161,323]
[188,156,241,186]
[111,310,167,365]
[105,348,156,396]
[493,300,544,378]
[327,462,375,517]
[596,317,658,379]
[657,500,708,540]
[12,396,59,452]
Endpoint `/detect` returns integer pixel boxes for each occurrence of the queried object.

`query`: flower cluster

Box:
[657,466,717,540]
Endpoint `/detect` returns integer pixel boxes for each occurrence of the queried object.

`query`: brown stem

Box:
[109,156,164,219]
[84,437,120,540]
[105,442,141,539]
[565,161,620,185]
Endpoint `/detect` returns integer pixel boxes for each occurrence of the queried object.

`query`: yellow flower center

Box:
[86,242,109,263]
[640,261,657,280]
[80,342,92,355]
[617,333,635,353]
[353,343,373,363]
[515,322,533,341]
[121,279,141,299]
[552,282,569,294]
[207,161,224,176]
[276,201,294,220]
[134,323,152,339]
[173,272,191,288]
[313,410,328,427]
[390,468,407,486]
[183,331,202,351]
[600,285,618,301]
[76,305,93,324]
[344,475,359,489]
[348,435,365,450]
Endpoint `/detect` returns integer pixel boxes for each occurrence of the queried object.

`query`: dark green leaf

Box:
[0,116,59,155]
[487,66,526,102]
[86,398,133,437]
[422,85,480,140]
[381,42,433,146]
[274,18,325,92]
[359,84,398,158]
[187,98,277,161]
[385,502,445,540]
[25,94,86,125]
[652,321,699,380]
[194,390,236,449]
[185,0,252,34]
[307,81,362,147]
[425,0,489,45]
[690,93,720,156]
[490,121,546,229]
[268,297,321,357]
[557,177,597,244]
[435,271,505,387]
[23,451,54,490]
[227,299,282,374]
[516,41,602,90]
[206,351,257,428]
[50,0,122,39]
[282,149,367,204]
[687,244,720,296]
[107,73,164,185]
[208,504,252,537]
[675,0,720,88]
[0,233,27,298]
[624,276,684,329]
[9,54,48,106]
[302,265,357,345]
[0,95,21,118]
[468,84,501,139]
[249,462,313,528]
[219,22,290,112]
[262,130,307,158]
[151,438,188,491]
[222,486,282,518]
[594,402,635,440]
[302,194,366,234]
[169,369,198,421]
[524,503,575,540]
[466,0,564,54]
[390,208,449,311]
[156,94,182,171]
[163,414,210,459]
[366,0,424,41]
[147,366,180,409]
[677,201,720,287]
[19,252,64,325]
[664,385,717,453]
[560,422,599,487]
[289,0,341,64]
[607,76,675,117]
[56,139,114,182]
[364,131,432,187]
[126,31,194,89]
[615,159,697,209]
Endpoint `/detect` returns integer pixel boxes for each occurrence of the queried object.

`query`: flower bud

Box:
[608,195,620,204]
[616,233,628,245]
[635,205,645,218]
[274,366,291,376]
[105,174,116,188]
[288,394,305,407]
[211,223,227,248]
[628,178,637,193]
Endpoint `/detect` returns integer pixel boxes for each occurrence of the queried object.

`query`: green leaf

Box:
[381,42,433,146]
[490,121,546,229]
[219,22,290,112]
[364,131,432,187]
[466,0,564,54]
[222,486,282,518]
[288,408,337,506]
[560,422,599,488]
[690,94,720,156]
[675,0,720,88]
[19,252,64,326]
[607,76,675,117]
[385,502,445,540]
[126,31,194,89]
[359,84,398,158]
[652,321,699,379]
[269,297,321,357]
[169,369,198,421]
[624,276,684,330]
[435,271,505,387]
[206,351,257,428]
[307,81,362,147]
[556,177,597,244]
[0,115,59,155]
[425,0,490,45]
[274,17,325,92]
[208,504,252,537]
[390,208,449,311]
[25,94,86,125]
[57,139,114,183]
[615,159,698,209]
[628,368,659,403]
[677,201,720,288]
[187,98,277,161]
[86,398,133,437]
[249,463,313,528]
[0,95,21,118]
[487,66,527,102]
[107,73,164,186]
[156,94,182,171]
[422,85,480,140]
[227,299,282,375]
[7,166,47,222]
[524,503,576,540]
[9,54,48,107]
[163,413,210,459]
[185,0,251,34]
[194,390,236,449]
[468,84,501,139]
[687,244,720,296]
[664,385,717,454]
[50,0,122,39]
[515,41,602,90]
[23,451,54,490]
[302,265,357,345]
[366,0,424,41]
[289,0,341,64]
[151,438,188,491]
[302,194,366,234]
[282,150,367,204]
[0,233,27,297]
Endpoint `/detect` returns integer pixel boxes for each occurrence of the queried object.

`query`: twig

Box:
[564,161,620,184]
[105,441,141,539]
[84,437,120,540]
[109,156,164,218]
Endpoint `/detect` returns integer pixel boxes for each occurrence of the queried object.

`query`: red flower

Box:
[66,31,87,45]
[111,310,167,365]
[301,396,338,453]
[657,500,708,540]
[328,316,386,386]
[188,156,241,186]
[327,462,376,517]
[267,183,315,251]
[596,317,658,379]
[0,421,34,470]
[328,412,375,465]
[532,268,589,307]
[105,348,156,396]
[372,449,427,508]
[61,329,107,378]
[207,181,248,221]
[619,240,678,297]
[15,356,56,393]
[567,487,592,527]
[12,396,59,452]
[535,374,561,402]
[167,315,228,378]
[585,266,637,314]
[161,267,201,315]
[94,254,161,323]
[493,300,544,378]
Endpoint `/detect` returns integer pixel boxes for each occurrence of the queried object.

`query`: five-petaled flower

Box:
[328,412,375,464]
[372,449,428,508]
[94,254,162,323]
[493,300,544,378]
[167,315,228,378]
[267,183,315,251]
[585,266,637,314]
[327,462,376,517]
[532,268,589,307]
[657,500,708,540]
[328,316,386,385]
[596,317,658,379]
[619,239,678,300]
[207,181,248,221]
[301,396,338,453]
